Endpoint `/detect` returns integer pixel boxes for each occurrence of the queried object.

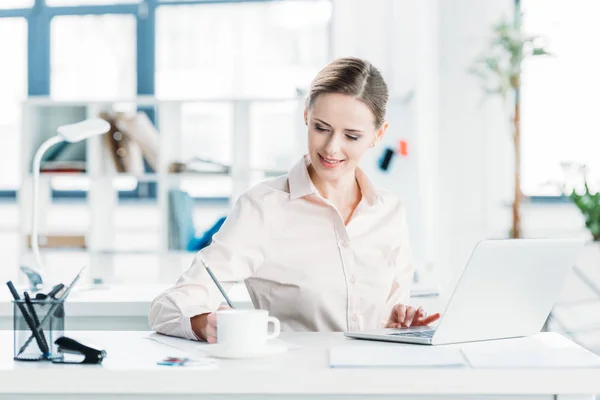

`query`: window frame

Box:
[0,0,328,202]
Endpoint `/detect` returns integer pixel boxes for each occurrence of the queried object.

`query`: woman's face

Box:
[305,92,387,183]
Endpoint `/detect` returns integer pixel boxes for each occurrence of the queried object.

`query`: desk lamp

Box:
[24,118,110,289]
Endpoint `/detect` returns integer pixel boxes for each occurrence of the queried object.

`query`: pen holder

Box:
[13,299,64,361]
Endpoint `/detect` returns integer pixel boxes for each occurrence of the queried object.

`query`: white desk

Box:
[0,331,598,400]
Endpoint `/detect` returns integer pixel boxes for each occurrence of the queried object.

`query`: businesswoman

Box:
[149,57,440,342]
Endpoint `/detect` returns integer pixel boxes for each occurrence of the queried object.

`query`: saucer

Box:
[203,344,288,359]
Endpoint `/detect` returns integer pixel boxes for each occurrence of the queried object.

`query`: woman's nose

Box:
[324,134,342,154]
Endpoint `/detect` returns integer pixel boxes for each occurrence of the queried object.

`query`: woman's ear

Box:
[304,108,308,126]
[372,121,389,147]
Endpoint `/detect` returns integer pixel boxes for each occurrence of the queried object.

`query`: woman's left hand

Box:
[385,304,441,328]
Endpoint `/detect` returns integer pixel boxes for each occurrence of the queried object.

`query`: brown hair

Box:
[306,57,389,128]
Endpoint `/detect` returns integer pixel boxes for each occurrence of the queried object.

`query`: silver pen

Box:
[199,258,235,309]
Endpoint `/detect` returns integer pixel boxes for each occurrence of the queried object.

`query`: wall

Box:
[436,0,515,300]
[331,0,439,278]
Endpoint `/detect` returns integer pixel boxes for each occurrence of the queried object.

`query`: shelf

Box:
[20,96,305,254]
[34,172,88,178]
[167,171,229,178]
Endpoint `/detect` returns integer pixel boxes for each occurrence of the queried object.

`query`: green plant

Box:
[469,10,549,238]
[557,163,600,241]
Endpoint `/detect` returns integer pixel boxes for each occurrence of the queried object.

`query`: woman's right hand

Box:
[191,305,231,343]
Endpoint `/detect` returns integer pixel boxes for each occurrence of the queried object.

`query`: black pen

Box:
[24,291,49,353]
[199,259,235,309]
[6,281,49,356]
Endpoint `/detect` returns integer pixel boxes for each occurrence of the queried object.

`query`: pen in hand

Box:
[199,258,235,309]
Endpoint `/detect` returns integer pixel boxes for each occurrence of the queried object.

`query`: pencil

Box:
[199,258,235,309]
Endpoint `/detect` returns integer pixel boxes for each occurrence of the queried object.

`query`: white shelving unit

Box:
[18,96,306,255]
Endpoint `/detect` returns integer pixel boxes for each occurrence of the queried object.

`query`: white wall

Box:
[436,0,515,300]
[330,0,594,303]
[331,0,439,277]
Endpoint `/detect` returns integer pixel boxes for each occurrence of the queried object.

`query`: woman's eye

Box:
[346,135,359,141]
[315,124,328,132]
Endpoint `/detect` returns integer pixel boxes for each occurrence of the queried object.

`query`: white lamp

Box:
[29,118,111,278]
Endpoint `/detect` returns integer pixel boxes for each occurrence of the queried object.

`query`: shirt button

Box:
[352,314,357,322]
[349,276,356,284]
[340,240,349,248]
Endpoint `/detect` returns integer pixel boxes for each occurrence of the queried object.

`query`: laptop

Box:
[345,238,585,345]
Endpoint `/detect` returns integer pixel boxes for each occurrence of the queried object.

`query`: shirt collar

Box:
[288,155,318,200]
[288,155,383,206]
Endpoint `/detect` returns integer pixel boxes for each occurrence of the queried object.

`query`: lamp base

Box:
[19,265,44,292]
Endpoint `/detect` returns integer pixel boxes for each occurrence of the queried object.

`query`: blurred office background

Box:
[1,0,600,352]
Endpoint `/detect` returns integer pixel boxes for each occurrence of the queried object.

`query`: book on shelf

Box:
[168,158,230,174]
[26,234,86,249]
[100,112,146,175]
[168,189,196,250]
[115,111,159,172]
[40,161,86,173]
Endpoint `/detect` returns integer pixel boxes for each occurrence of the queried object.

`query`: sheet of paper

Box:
[329,345,467,368]
[461,346,600,368]
[145,333,302,354]
[146,332,208,354]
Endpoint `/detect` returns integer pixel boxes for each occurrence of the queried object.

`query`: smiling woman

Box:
[149,57,439,343]
[303,58,389,224]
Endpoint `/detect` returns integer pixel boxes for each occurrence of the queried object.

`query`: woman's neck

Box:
[308,165,361,208]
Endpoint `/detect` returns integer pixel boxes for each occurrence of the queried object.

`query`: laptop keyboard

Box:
[388,330,435,338]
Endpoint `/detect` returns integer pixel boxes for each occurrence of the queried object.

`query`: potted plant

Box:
[469,10,550,238]
[557,162,600,242]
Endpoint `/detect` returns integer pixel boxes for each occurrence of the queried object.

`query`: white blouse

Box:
[149,155,414,340]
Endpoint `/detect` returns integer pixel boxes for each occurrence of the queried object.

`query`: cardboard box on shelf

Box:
[26,234,86,249]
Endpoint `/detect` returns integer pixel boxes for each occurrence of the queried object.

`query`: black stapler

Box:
[52,337,107,364]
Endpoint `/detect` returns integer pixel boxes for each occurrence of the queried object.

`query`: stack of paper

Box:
[329,345,467,368]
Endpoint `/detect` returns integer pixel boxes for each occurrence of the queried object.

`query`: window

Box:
[521,0,600,195]
[0,18,27,190]
[0,0,33,9]
[46,0,140,5]
[155,0,331,99]
[0,0,331,199]
[50,14,136,101]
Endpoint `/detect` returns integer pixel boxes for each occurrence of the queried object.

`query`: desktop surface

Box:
[0,331,599,400]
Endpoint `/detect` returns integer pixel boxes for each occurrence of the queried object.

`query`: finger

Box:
[218,305,232,311]
[394,304,407,324]
[404,306,418,327]
[207,334,217,344]
[412,307,428,324]
[207,312,217,326]
[415,313,441,326]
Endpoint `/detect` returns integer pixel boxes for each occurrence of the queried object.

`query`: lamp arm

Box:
[31,135,64,271]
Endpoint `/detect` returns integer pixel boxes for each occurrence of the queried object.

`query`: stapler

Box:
[52,336,106,364]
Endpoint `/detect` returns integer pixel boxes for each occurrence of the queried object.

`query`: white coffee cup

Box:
[216,309,280,355]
